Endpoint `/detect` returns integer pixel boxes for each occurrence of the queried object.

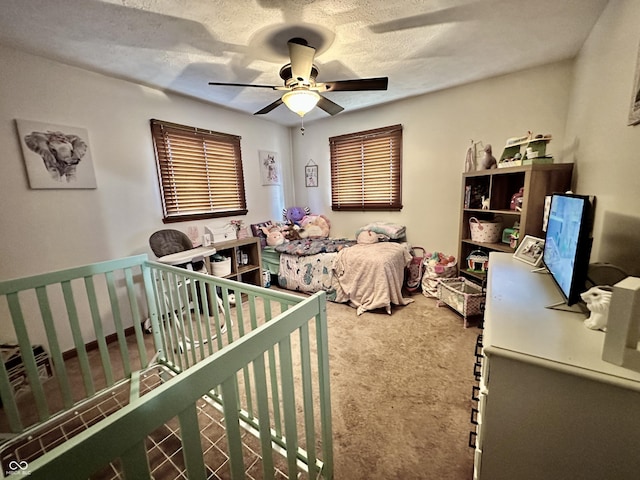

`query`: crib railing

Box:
[0,255,333,479]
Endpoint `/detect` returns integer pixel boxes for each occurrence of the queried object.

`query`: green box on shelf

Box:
[522,156,554,165]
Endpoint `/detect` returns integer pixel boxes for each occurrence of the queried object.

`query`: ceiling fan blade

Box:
[317,96,344,116]
[288,39,316,82]
[319,77,389,92]
[254,98,284,115]
[209,81,278,89]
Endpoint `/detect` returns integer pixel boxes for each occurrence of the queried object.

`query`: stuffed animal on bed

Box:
[299,214,331,239]
[260,225,286,246]
[282,222,303,241]
[283,206,310,225]
[357,230,379,244]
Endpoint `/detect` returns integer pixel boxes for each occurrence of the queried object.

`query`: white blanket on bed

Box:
[332,242,413,315]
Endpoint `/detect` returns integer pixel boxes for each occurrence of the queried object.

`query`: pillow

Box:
[355,222,406,240]
[250,220,274,248]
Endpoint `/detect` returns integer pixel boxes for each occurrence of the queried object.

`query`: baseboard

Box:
[62,325,137,361]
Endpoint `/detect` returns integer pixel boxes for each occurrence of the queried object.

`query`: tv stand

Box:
[471,253,640,480]
[544,299,588,315]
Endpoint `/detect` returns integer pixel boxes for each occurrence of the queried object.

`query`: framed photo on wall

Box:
[16,119,97,189]
[305,164,318,187]
[259,150,280,185]
[513,235,545,267]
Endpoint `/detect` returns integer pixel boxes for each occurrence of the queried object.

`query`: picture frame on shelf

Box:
[513,235,545,267]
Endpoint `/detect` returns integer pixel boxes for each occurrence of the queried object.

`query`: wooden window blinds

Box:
[150,119,247,222]
[329,124,403,211]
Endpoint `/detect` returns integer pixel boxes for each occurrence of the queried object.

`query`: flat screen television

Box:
[542,193,594,306]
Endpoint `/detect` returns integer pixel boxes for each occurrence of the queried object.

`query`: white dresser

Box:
[472,253,640,480]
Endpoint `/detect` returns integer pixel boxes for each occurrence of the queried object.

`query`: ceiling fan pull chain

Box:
[300,117,305,135]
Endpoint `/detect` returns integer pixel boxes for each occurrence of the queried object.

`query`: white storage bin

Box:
[210,257,231,276]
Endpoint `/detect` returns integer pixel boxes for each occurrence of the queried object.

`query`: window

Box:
[329,124,403,211]
[150,119,247,223]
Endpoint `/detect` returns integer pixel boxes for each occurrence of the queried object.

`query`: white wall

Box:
[291,61,574,256]
[0,44,293,280]
[562,0,640,276]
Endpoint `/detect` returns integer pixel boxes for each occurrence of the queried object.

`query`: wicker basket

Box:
[436,277,485,327]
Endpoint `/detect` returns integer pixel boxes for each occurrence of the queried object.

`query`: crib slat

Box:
[120,439,152,479]
[267,346,282,438]
[105,271,133,376]
[0,345,22,432]
[164,272,185,371]
[299,322,318,476]
[278,335,299,476]
[178,403,208,479]
[124,268,149,370]
[7,292,50,422]
[197,280,214,358]
[315,293,334,479]
[84,276,114,386]
[141,264,165,363]
[235,295,255,418]
[178,273,198,367]
[220,376,247,480]
[61,280,95,397]
[252,353,275,480]
[36,286,74,409]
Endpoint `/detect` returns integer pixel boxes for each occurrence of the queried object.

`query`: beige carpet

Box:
[323,292,480,480]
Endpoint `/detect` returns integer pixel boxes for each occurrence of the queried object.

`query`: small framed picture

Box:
[513,235,545,266]
[305,164,318,187]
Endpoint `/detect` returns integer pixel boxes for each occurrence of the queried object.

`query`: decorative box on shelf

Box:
[204,225,237,244]
[498,133,553,168]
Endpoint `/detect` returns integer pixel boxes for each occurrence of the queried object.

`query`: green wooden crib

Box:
[0,255,333,479]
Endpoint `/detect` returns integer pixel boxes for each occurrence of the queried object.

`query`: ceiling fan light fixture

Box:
[282,89,321,117]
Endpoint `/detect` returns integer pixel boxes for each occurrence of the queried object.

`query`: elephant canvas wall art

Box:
[16,119,97,189]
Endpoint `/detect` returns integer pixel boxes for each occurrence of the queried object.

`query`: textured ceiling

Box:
[0,0,609,126]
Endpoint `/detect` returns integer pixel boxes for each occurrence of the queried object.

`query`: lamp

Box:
[282,89,320,117]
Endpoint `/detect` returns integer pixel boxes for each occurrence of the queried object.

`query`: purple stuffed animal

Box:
[283,206,310,225]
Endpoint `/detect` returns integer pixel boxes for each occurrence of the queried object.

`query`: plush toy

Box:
[283,206,310,225]
[260,225,286,246]
[299,214,331,239]
[580,286,613,331]
[282,222,303,241]
[357,230,379,244]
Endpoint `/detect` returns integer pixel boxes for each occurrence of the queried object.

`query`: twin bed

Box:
[257,222,414,315]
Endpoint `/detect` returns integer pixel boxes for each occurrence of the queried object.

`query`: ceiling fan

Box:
[208,38,388,118]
